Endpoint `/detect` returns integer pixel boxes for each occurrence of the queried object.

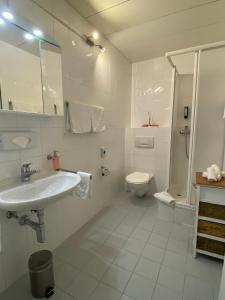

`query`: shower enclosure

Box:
[166,42,225,206]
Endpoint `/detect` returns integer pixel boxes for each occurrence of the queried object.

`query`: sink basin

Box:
[0,171,81,211]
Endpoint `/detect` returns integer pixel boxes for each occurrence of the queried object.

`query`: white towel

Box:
[91,105,105,133]
[74,171,92,200]
[154,191,175,206]
[207,167,217,181]
[12,136,31,149]
[66,102,92,134]
[211,164,222,180]
[202,164,222,181]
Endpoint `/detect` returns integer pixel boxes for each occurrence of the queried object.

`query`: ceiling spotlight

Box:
[97,45,106,53]
[2,11,14,20]
[92,31,99,40]
[24,33,34,40]
[71,40,77,46]
[100,47,106,53]
[33,29,43,37]
[0,18,5,25]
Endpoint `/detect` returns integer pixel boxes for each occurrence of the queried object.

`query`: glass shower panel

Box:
[192,47,225,203]
[169,73,193,202]
[169,52,195,204]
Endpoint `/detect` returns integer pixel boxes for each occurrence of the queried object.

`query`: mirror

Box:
[0,14,63,115]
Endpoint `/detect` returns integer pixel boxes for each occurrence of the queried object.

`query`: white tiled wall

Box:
[0,0,131,292]
[125,127,171,194]
[131,56,173,128]
[127,56,173,195]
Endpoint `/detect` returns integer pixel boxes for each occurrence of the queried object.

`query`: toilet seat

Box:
[126,172,152,184]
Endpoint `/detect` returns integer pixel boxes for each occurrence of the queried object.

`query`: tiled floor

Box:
[0,193,223,300]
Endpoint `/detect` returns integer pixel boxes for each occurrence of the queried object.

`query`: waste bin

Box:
[28,250,55,298]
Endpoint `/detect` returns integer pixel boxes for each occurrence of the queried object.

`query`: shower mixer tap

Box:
[179,125,190,135]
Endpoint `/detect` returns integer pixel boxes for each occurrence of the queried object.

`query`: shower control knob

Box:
[179,129,185,134]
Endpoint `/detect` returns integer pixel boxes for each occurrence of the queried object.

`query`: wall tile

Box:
[0,0,131,293]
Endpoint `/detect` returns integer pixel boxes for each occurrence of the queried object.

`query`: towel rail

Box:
[56,168,92,180]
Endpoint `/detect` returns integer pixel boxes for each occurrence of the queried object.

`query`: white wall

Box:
[131,56,173,128]
[127,56,173,193]
[0,0,131,292]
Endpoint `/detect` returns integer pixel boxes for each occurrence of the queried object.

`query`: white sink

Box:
[0,171,81,211]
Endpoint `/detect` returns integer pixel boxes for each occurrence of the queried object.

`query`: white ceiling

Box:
[67,0,225,62]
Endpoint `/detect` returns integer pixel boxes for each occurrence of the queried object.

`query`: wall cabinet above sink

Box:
[0,12,64,116]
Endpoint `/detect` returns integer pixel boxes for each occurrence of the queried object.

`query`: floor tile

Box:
[92,243,120,263]
[142,244,165,263]
[158,266,185,293]
[102,265,131,292]
[163,250,187,272]
[138,219,155,232]
[67,272,98,300]
[54,262,79,290]
[120,295,135,300]
[185,254,222,284]
[134,257,160,281]
[1,193,223,300]
[130,228,151,242]
[63,248,95,270]
[83,255,110,280]
[124,273,155,300]
[87,229,110,243]
[90,283,121,300]
[57,292,75,300]
[148,233,168,249]
[123,238,146,254]
[105,233,128,250]
[153,220,173,237]
[183,274,214,300]
[170,223,193,241]
[114,250,139,271]
[167,238,189,255]
[152,284,183,300]
[115,223,135,237]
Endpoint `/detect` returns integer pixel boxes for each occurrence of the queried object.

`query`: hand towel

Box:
[154,191,175,206]
[74,171,92,200]
[91,105,106,133]
[207,167,217,181]
[12,136,31,149]
[66,102,92,134]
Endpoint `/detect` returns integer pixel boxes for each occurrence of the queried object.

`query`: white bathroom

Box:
[0,0,225,300]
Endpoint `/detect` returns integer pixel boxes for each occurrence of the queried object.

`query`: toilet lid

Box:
[126,172,152,184]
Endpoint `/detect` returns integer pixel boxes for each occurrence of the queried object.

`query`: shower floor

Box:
[169,184,187,204]
[169,184,196,207]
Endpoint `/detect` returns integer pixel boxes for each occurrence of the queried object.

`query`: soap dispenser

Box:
[47,150,60,170]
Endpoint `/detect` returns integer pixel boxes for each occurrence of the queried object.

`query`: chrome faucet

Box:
[21,163,39,182]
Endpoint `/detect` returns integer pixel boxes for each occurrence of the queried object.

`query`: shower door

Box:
[191,47,225,202]
[168,52,197,204]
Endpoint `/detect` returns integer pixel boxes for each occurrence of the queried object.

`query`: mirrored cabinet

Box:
[0,13,63,116]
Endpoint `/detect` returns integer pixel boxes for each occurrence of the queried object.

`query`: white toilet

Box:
[126,172,153,197]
